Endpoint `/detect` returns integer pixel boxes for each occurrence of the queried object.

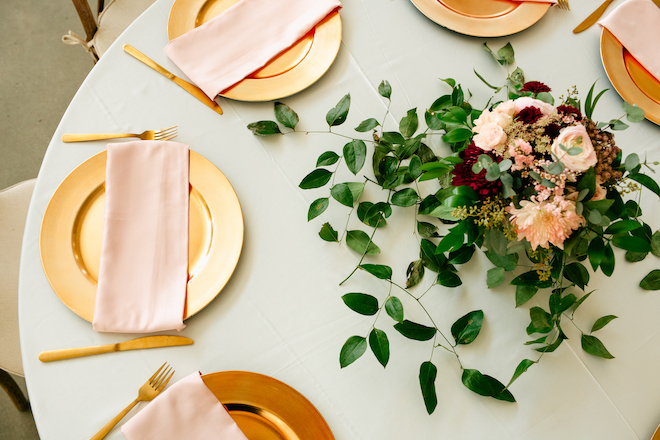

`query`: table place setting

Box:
[17,0,660,439]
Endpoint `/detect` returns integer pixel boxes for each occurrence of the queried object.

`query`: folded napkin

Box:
[599,0,660,81]
[164,0,342,100]
[93,141,189,333]
[122,371,249,440]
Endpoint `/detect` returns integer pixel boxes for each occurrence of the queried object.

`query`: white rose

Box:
[513,97,555,116]
[473,122,507,151]
[550,124,597,172]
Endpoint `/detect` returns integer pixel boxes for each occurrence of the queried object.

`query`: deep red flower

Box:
[556,105,582,121]
[516,106,543,125]
[521,81,552,94]
[451,142,502,198]
[545,123,561,140]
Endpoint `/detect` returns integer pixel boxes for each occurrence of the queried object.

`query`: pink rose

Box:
[513,97,555,116]
[473,122,507,151]
[495,100,516,117]
[550,124,597,172]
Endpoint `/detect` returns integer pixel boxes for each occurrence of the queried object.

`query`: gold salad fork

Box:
[90,363,174,440]
[61,125,177,143]
[557,0,570,10]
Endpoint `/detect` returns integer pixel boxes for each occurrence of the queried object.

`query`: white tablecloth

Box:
[18,0,660,439]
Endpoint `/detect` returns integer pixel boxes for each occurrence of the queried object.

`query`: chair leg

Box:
[0,369,29,411]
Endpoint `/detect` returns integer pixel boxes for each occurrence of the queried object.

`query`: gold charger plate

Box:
[40,150,243,322]
[601,28,660,126]
[409,0,550,37]
[202,371,335,440]
[167,0,342,102]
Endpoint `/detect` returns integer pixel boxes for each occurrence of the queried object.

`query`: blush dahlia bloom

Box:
[506,198,583,250]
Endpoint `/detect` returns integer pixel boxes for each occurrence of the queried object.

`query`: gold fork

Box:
[90,363,174,440]
[557,0,570,10]
[61,126,177,143]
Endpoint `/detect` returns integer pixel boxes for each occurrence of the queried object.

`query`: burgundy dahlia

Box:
[521,81,552,94]
[451,142,502,198]
[557,105,582,121]
[516,106,543,124]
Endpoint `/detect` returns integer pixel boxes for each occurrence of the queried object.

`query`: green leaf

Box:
[318,223,339,242]
[316,151,339,167]
[436,232,464,254]
[394,320,436,341]
[528,307,552,334]
[576,167,597,201]
[308,198,329,221]
[461,369,515,402]
[346,230,380,255]
[406,259,425,288]
[624,153,641,172]
[449,245,476,265]
[487,267,506,288]
[601,243,615,276]
[581,334,615,359]
[396,137,421,160]
[355,118,379,132]
[451,310,484,345]
[358,202,386,228]
[473,69,502,91]
[485,228,509,256]
[651,231,660,257]
[369,328,389,367]
[573,291,593,311]
[419,362,438,414]
[507,359,535,387]
[340,336,367,368]
[378,80,392,99]
[391,188,419,207]
[591,315,618,332]
[442,127,473,143]
[417,221,439,238]
[420,239,446,272]
[515,285,538,307]
[486,251,518,271]
[343,140,367,175]
[360,264,392,280]
[382,131,405,145]
[342,293,378,315]
[300,169,332,189]
[326,94,351,126]
[437,269,462,287]
[483,42,506,65]
[623,101,645,123]
[274,102,299,129]
[564,262,590,289]
[612,235,652,253]
[247,120,282,136]
[497,42,515,64]
[626,251,648,262]
[640,270,660,290]
[331,183,354,207]
[399,108,419,138]
[536,92,554,105]
[511,271,553,288]
[628,173,660,198]
[605,219,642,235]
[385,297,404,322]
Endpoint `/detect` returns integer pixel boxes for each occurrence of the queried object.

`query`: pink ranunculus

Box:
[513,97,555,116]
[507,197,583,250]
[550,124,597,172]
[473,122,507,151]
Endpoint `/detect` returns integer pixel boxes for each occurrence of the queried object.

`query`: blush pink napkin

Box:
[599,0,660,81]
[93,141,189,333]
[122,371,249,440]
[164,0,342,100]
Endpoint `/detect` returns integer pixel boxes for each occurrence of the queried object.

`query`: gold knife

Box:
[573,0,616,33]
[123,44,223,115]
[653,0,660,9]
[38,336,193,362]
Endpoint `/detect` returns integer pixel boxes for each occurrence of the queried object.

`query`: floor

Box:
[1,0,93,437]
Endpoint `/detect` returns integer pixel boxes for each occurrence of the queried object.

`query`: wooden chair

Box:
[63,0,157,61]
[0,179,36,411]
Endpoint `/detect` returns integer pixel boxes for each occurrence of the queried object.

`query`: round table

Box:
[19,0,660,439]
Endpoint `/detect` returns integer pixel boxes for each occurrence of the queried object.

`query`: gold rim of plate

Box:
[202,371,335,440]
[409,0,550,37]
[39,150,244,323]
[167,0,342,102]
[600,28,660,126]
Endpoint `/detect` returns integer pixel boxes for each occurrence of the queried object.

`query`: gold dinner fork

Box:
[557,0,570,10]
[89,363,174,440]
[61,125,178,143]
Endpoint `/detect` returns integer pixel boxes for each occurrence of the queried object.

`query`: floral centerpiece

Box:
[248,43,660,413]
